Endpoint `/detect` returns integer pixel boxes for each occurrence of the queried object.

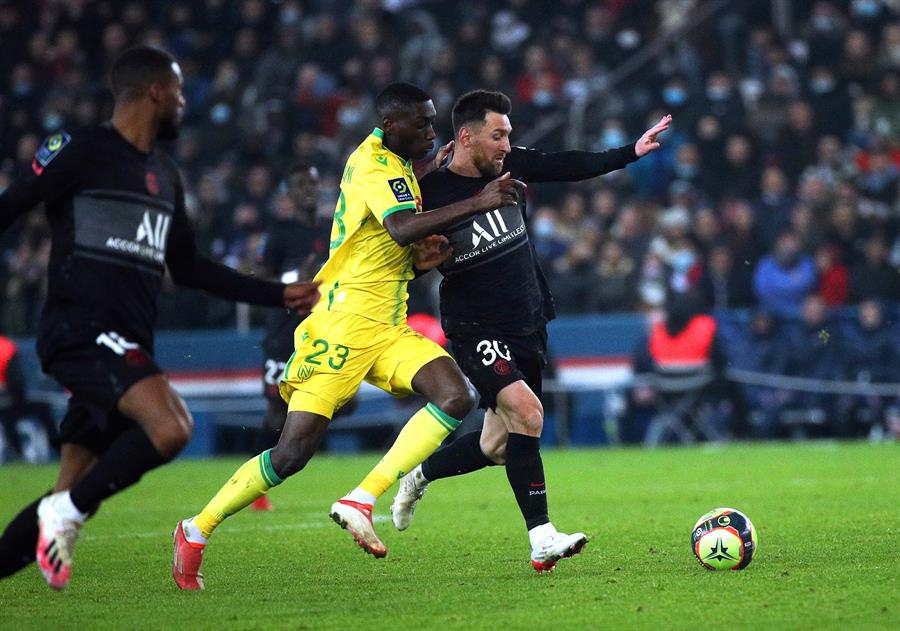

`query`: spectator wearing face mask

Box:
[530,207,568,270]
[702,71,745,131]
[753,231,818,318]
[807,65,854,137]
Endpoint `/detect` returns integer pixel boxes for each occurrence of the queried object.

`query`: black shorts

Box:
[44,330,163,455]
[262,355,290,403]
[450,327,548,411]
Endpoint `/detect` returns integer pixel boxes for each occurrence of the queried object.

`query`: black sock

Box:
[0,491,101,579]
[421,431,496,481]
[69,426,169,513]
[505,433,549,530]
[0,494,45,578]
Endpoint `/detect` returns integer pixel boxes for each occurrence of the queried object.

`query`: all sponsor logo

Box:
[103,210,171,264]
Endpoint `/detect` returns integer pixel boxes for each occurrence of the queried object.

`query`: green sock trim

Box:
[259,450,284,487]
[425,403,461,432]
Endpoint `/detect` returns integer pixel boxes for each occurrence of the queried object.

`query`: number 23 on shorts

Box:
[283,338,351,383]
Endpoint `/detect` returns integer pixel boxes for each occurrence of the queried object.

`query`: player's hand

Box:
[476,172,526,210]
[634,114,672,157]
[412,234,452,271]
[434,140,454,169]
[413,140,454,180]
[283,281,320,315]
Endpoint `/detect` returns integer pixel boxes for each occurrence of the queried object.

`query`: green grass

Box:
[0,442,897,630]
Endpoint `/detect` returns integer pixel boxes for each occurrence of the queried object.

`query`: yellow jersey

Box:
[312,128,422,325]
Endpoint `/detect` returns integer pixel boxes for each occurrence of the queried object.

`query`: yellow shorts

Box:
[278,311,450,419]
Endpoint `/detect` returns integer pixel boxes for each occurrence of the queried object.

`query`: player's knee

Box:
[148,412,193,458]
[508,401,544,437]
[434,384,475,421]
[269,442,312,478]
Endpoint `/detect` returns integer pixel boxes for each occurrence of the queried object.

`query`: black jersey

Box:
[420,144,638,336]
[260,217,330,365]
[0,124,285,361]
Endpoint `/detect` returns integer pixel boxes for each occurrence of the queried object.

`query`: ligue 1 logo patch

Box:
[388,177,414,203]
[32,131,72,175]
[145,171,160,195]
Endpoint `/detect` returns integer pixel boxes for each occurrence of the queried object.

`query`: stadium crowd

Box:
[1,2,898,398]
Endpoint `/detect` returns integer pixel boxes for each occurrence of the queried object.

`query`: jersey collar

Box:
[372,128,412,169]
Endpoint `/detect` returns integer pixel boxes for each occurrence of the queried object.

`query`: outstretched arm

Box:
[514,115,673,183]
[165,178,319,312]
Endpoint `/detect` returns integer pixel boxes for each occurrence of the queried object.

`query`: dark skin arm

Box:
[383,171,525,247]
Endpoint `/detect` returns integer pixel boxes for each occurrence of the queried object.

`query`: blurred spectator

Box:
[733,310,791,438]
[0,0,897,333]
[753,231,818,318]
[855,145,900,205]
[815,244,849,306]
[781,294,841,430]
[590,239,638,312]
[699,244,754,310]
[807,65,854,137]
[849,234,900,303]
[754,166,795,248]
[551,233,599,314]
[836,299,899,436]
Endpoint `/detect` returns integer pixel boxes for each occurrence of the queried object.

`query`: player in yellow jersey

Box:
[172,83,525,589]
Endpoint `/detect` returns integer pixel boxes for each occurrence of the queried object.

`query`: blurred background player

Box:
[0,46,319,590]
[172,83,526,590]
[390,90,670,571]
[252,161,331,511]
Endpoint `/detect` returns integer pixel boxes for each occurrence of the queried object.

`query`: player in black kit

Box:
[252,161,330,511]
[391,90,671,572]
[0,46,319,590]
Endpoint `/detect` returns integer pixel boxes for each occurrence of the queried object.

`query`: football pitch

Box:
[1,442,897,630]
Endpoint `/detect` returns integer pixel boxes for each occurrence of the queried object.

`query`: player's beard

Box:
[473,146,503,178]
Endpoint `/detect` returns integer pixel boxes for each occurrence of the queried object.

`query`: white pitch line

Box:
[82,513,392,541]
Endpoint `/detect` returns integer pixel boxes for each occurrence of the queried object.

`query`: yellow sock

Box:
[194,449,283,538]
[359,403,461,498]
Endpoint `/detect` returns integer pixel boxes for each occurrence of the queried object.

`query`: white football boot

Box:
[530,530,589,573]
[36,493,83,590]
[390,465,430,531]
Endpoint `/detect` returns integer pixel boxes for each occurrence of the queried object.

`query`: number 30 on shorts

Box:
[476,339,511,366]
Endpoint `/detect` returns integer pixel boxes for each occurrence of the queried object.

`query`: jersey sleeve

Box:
[358,160,419,225]
[0,130,80,233]
[165,167,285,306]
[506,144,638,183]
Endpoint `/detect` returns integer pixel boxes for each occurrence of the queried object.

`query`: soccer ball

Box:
[691,507,758,570]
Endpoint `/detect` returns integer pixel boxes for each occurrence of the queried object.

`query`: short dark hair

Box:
[375,82,431,119]
[110,46,178,101]
[451,90,511,137]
